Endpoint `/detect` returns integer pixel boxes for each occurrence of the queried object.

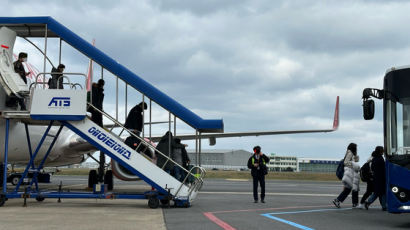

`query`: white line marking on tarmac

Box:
[261,208,352,230]
[200,191,337,197]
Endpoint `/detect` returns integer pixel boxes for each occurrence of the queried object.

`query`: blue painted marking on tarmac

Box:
[261,208,352,230]
[261,214,314,230]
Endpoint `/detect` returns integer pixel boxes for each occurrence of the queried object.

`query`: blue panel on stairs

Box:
[62,120,169,195]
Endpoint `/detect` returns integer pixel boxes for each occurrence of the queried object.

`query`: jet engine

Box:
[111,143,156,181]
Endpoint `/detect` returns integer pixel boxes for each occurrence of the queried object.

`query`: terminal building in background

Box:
[298,158,339,173]
[187,149,251,170]
[267,154,298,172]
[186,150,339,173]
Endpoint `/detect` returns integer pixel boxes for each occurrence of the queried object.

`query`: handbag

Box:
[336,153,347,180]
[336,160,344,180]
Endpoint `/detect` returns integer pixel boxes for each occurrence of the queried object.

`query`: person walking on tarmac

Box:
[247,146,269,203]
[358,150,375,208]
[364,146,387,211]
[332,143,360,208]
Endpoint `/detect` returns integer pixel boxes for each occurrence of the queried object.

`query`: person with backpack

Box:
[172,138,190,182]
[155,131,175,174]
[364,146,387,211]
[358,150,375,208]
[332,143,361,208]
[48,64,65,89]
[247,146,269,203]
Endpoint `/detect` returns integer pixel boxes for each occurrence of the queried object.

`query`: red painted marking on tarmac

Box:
[203,212,236,230]
[204,205,332,230]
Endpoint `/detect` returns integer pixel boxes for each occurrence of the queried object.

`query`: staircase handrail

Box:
[33,72,87,89]
[87,102,206,196]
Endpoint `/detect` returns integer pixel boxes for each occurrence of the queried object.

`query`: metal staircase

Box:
[0,17,218,208]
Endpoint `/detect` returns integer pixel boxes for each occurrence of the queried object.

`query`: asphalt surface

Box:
[164,179,410,230]
[1,176,410,230]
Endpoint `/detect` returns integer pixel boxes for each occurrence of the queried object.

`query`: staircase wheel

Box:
[104,170,114,191]
[36,195,45,202]
[11,176,21,186]
[88,170,98,188]
[148,197,160,209]
[0,195,6,207]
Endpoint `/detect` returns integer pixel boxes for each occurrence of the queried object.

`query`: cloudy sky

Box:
[6,0,410,162]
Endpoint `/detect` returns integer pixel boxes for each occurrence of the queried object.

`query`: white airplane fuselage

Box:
[0,119,89,167]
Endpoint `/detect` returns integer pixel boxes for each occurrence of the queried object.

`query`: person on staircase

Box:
[48,64,65,89]
[124,101,147,136]
[87,79,105,127]
[172,138,190,182]
[12,52,29,110]
[156,131,175,175]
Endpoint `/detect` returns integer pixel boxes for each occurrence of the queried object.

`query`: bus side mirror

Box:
[363,99,375,120]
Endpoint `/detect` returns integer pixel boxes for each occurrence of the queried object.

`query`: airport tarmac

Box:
[1,176,409,230]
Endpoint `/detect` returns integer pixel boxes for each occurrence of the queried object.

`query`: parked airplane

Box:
[0,25,339,189]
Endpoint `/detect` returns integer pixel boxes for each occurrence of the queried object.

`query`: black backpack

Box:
[360,162,372,182]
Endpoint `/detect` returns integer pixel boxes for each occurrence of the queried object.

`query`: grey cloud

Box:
[5,0,407,161]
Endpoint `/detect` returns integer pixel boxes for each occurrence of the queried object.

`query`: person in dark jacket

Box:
[87,79,105,127]
[124,102,147,136]
[247,146,270,203]
[172,138,190,182]
[365,146,387,211]
[11,52,29,110]
[358,151,375,208]
[48,64,65,89]
[13,52,29,84]
[155,131,175,174]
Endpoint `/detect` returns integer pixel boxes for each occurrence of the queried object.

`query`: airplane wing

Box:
[148,96,340,145]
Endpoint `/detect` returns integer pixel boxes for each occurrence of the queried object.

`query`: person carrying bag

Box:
[332,143,361,208]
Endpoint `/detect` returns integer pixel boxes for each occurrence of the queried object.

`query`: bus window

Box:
[388,98,410,156]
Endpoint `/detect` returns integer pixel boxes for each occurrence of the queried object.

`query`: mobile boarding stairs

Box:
[0,81,205,208]
[0,21,211,208]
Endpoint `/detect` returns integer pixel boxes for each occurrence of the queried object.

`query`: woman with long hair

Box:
[332,143,361,208]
